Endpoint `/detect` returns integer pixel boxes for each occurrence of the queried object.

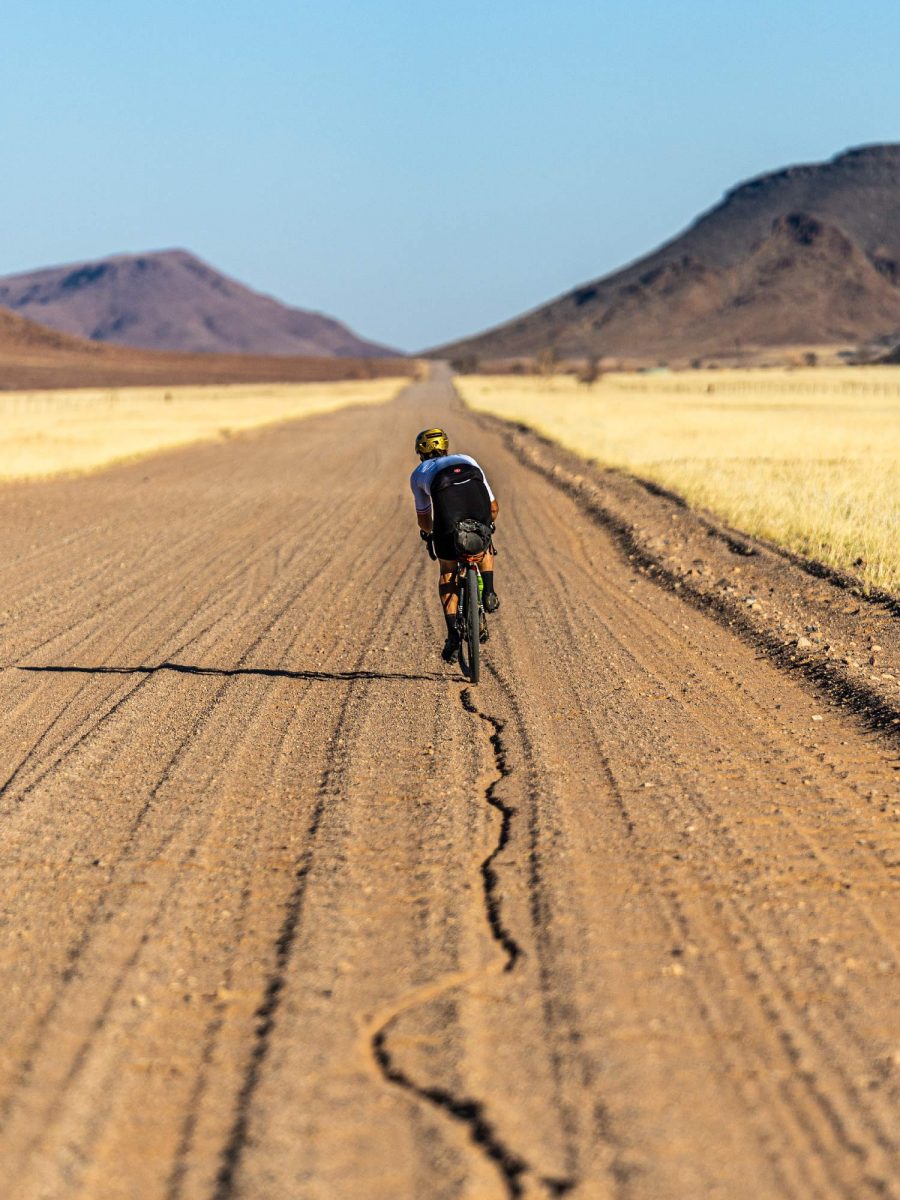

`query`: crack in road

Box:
[459,688,522,973]
[369,687,576,1200]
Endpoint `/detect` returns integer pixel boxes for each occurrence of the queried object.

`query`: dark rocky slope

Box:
[432,144,900,360]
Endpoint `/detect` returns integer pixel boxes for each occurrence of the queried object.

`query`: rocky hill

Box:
[431,144,900,361]
[0,250,396,357]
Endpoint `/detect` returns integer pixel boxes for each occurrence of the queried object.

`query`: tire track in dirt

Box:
[0,523,342,1091]
[212,677,367,1200]
[0,511,294,805]
[213,549,422,1199]
[93,555,426,1199]
[484,658,631,1196]
[528,526,900,1190]
[0,574,343,1181]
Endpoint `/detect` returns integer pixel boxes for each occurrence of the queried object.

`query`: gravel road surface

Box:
[1,368,898,1199]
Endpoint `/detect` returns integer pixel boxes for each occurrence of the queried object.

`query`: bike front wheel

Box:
[465,567,481,684]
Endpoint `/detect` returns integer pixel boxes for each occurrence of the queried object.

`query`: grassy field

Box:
[0,378,409,481]
[457,369,900,592]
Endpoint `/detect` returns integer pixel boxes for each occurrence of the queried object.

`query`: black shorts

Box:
[431,463,492,560]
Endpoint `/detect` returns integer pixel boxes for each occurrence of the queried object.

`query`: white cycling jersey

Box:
[410,454,496,515]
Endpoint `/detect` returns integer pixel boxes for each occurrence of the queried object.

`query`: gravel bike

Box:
[424,532,488,684]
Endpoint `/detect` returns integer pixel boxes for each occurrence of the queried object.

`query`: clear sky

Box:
[3,1,899,350]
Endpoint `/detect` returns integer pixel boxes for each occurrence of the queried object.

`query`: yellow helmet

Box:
[415,427,449,458]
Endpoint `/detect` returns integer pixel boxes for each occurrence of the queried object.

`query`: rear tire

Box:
[465,567,481,684]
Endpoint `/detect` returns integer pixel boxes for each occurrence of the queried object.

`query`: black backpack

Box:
[453,518,492,557]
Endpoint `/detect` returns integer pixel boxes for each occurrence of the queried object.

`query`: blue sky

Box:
[2,1,899,350]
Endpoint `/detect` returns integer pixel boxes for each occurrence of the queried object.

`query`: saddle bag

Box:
[453,518,493,558]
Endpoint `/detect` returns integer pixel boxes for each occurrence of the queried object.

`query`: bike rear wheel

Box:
[465,566,481,684]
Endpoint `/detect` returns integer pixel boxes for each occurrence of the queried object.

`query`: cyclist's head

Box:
[415,427,449,459]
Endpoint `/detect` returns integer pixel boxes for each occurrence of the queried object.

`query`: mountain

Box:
[0,304,412,391]
[0,249,396,357]
[431,144,900,361]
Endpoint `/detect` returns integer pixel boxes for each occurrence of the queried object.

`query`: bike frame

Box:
[424,534,486,680]
[453,557,483,637]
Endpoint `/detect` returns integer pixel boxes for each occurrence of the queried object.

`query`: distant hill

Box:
[431,144,900,361]
[0,305,413,391]
[0,306,98,356]
[0,249,396,357]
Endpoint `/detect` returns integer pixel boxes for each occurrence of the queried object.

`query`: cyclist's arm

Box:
[411,469,433,533]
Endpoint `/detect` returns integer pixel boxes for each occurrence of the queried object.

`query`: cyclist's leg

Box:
[438,559,458,623]
[480,548,499,611]
[438,558,461,662]
[432,515,460,644]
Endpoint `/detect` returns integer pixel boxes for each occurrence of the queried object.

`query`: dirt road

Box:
[1,368,899,1200]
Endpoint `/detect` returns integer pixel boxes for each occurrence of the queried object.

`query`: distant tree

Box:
[535,346,559,377]
[803,351,819,367]
[450,354,480,375]
[578,355,602,386]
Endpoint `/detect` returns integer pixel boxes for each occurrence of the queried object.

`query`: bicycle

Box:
[424,531,490,684]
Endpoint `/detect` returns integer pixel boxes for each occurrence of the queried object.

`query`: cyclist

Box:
[411,427,500,663]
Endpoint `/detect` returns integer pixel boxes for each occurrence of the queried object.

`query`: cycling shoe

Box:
[484,590,500,614]
[441,632,461,663]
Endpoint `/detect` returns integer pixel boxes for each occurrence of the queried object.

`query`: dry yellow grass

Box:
[458,369,900,592]
[0,378,408,481]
